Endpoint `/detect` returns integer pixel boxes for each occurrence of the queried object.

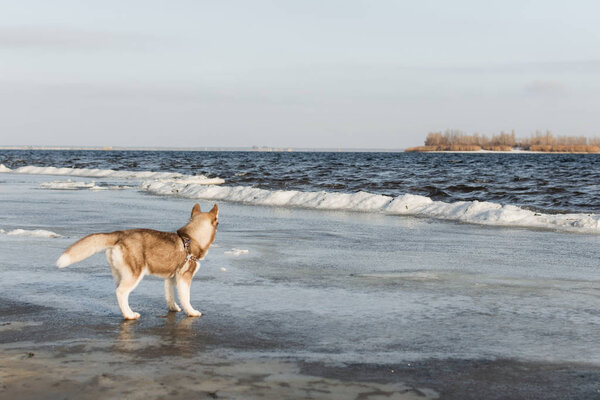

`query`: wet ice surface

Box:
[1,173,599,367]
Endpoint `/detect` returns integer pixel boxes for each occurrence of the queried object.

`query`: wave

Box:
[0,164,224,185]
[0,228,61,238]
[141,180,600,234]
[3,163,599,233]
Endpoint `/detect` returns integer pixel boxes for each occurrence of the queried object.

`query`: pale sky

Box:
[1,0,599,148]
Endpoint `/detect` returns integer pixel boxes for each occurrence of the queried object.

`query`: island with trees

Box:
[405,130,600,153]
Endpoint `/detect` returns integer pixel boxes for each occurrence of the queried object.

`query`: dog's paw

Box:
[169,304,182,312]
[186,309,202,317]
[123,312,141,320]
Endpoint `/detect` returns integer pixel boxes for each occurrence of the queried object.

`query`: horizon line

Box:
[0,145,408,153]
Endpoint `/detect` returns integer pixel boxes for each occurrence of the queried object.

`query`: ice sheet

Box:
[1,172,599,366]
[39,179,128,190]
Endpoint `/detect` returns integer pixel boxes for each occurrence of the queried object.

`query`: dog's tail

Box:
[56,232,120,268]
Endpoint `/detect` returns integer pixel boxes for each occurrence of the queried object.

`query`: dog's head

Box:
[181,203,219,251]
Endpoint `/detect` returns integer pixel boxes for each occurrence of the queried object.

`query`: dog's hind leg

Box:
[164,277,182,312]
[116,271,144,320]
[176,261,202,317]
[108,246,144,320]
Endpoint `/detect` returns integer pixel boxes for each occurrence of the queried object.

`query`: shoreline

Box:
[405,149,600,154]
[2,298,599,400]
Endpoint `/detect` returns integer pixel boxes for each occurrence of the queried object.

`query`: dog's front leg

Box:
[176,261,202,317]
[164,277,182,312]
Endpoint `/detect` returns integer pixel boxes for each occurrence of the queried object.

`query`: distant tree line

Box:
[406,130,600,153]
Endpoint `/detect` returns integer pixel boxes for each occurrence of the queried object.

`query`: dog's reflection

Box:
[116,312,201,354]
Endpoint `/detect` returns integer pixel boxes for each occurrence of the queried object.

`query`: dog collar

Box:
[180,236,198,262]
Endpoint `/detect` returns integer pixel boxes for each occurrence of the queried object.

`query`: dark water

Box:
[1,150,599,214]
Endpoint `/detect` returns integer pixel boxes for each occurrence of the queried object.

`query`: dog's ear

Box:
[209,203,219,218]
[191,203,201,217]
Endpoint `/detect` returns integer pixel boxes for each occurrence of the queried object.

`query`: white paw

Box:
[169,304,182,312]
[123,312,141,320]
[186,309,202,317]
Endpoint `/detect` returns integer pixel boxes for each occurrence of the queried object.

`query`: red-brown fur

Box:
[57,203,218,319]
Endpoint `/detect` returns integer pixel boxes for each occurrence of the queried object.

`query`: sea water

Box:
[0,150,599,365]
[2,150,600,233]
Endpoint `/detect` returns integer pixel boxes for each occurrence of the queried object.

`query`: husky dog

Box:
[56,203,218,320]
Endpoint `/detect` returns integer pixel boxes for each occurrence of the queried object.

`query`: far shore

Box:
[404,148,600,154]
[409,131,600,153]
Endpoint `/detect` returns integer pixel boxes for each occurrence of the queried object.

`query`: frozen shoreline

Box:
[5,299,599,400]
[0,297,440,400]
[142,180,600,234]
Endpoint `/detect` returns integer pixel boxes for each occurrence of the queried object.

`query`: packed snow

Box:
[142,180,600,234]
[0,164,224,185]
[224,248,250,256]
[0,229,61,238]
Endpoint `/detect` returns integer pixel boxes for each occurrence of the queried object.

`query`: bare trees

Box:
[406,130,600,152]
[415,130,516,151]
[518,131,600,152]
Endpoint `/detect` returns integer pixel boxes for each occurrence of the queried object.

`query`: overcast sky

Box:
[1,0,599,148]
